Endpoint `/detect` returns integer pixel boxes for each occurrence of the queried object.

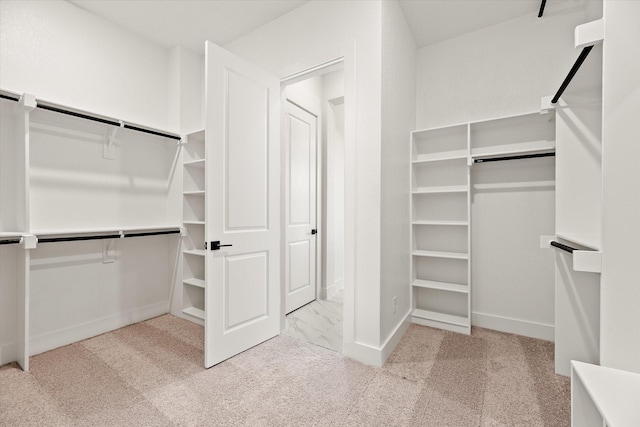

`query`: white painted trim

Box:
[29,302,168,356]
[380,311,411,364]
[343,311,411,367]
[322,278,344,300]
[0,342,17,366]
[472,311,554,341]
[343,341,384,367]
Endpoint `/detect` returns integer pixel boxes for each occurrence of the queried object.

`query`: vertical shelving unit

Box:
[181,130,206,324]
[410,124,471,334]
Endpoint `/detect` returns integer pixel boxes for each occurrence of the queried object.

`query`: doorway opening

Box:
[280,62,345,353]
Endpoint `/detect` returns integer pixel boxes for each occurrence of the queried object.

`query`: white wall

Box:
[225,0,384,363]
[416,2,594,129]
[380,0,416,347]
[0,0,170,130]
[600,0,640,374]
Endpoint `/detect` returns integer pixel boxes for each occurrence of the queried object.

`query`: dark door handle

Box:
[211,241,233,251]
[311,229,317,235]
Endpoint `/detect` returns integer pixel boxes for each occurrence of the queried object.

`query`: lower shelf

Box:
[182,306,205,320]
[412,279,468,294]
[183,278,205,289]
[412,308,470,334]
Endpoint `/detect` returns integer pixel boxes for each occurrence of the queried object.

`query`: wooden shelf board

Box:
[412,279,468,294]
[412,250,468,260]
[412,220,468,226]
[183,190,205,195]
[471,141,555,159]
[412,151,468,163]
[183,249,205,257]
[184,159,205,168]
[182,306,205,320]
[412,309,469,328]
[183,278,205,289]
[412,185,468,194]
[571,361,640,427]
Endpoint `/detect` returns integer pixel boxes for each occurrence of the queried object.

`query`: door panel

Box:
[205,41,280,368]
[285,101,317,314]
[225,70,268,231]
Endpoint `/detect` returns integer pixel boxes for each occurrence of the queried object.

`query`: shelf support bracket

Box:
[104,120,123,160]
[21,234,37,249]
[19,93,36,111]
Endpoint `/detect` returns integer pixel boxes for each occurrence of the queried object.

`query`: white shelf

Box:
[571,361,640,427]
[183,190,205,196]
[471,140,555,159]
[412,185,468,194]
[184,159,205,168]
[412,151,468,163]
[412,250,468,260]
[182,306,205,320]
[412,220,468,226]
[183,278,205,289]
[183,249,206,257]
[183,221,205,225]
[0,232,24,238]
[31,225,181,237]
[412,279,468,294]
[556,233,601,251]
[412,309,469,327]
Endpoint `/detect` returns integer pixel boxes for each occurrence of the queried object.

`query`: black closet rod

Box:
[0,239,22,246]
[551,46,594,104]
[538,0,547,18]
[38,229,181,244]
[0,92,181,141]
[0,93,20,102]
[474,152,555,163]
[550,241,577,254]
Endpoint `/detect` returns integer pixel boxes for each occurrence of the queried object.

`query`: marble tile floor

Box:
[283,290,343,353]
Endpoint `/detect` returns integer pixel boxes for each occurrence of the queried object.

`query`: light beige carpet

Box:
[0,315,569,426]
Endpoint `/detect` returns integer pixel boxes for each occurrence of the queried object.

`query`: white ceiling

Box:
[398,0,543,47]
[69,0,547,53]
[68,0,310,54]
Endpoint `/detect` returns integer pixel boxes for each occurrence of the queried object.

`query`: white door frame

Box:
[279,56,349,332]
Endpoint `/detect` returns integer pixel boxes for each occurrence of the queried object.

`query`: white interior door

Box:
[204,41,280,368]
[285,100,317,314]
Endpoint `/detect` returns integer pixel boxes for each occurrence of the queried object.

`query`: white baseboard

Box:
[30,301,169,356]
[0,342,17,367]
[343,311,410,367]
[472,311,554,341]
[381,311,411,363]
[321,279,344,300]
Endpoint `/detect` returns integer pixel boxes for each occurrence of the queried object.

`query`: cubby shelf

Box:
[184,159,205,168]
[412,220,468,226]
[412,151,468,163]
[412,279,468,294]
[183,278,205,289]
[410,123,471,335]
[182,306,205,320]
[412,250,468,260]
[471,141,556,159]
[412,185,468,194]
[412,309,469,328]
[181,129,206,327]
